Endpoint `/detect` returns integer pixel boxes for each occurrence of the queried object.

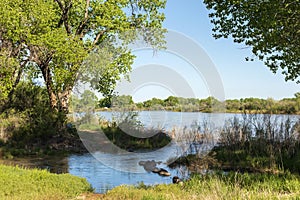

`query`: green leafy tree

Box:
[204,0,300,83]
[143,97,164,108]
[98,97,112,108]
[79,90,98,111]
[143,99,153,108]
[150,98,165,106]
[111,95,134,108]
[69,95,81,112]
[0,0,166,116]
[164,96,179,107]
[225,99,242,111]
[294,92,300,113]
[241,98,264,111]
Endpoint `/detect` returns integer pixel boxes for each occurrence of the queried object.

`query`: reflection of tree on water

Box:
[0,156,69,174]
[139,160,161,172]
[139,160,171,176]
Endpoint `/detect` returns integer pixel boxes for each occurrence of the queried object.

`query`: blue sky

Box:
[116,0,299,102]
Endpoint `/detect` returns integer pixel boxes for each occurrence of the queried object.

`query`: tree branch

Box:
[93,30,107,45]
[76,0,90,37]
[84,0,90,21]
[54,0,63,10]
[55,0,72,35]
[129,0,137,16]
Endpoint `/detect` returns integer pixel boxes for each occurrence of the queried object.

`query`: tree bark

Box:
[39,64,58,110]
[58,88,72,114]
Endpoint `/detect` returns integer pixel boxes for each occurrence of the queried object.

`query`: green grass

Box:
[0,164,93,200]
[103,172,300,200]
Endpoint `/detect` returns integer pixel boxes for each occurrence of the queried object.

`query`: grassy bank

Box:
[2,164,300,200]
[0,164,93,200]
[103,172,300,200]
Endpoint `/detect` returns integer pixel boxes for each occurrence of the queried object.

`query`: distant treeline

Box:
[93,93,300,114]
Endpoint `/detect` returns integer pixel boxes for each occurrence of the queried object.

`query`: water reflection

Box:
[82,140,188,173]
[68,153,188,194]
[0,156,69,173]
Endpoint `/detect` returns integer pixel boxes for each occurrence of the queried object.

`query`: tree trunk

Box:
[58,88,72,114]
[39,64,72,134]
[39,64,58,111]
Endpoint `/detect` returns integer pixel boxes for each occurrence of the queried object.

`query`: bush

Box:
[0,82,79,153]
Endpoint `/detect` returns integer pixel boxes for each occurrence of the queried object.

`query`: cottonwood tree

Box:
[0,0,166,116]
[204,0,300,83]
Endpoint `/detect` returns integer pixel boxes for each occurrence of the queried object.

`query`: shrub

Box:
[0,82,79,153]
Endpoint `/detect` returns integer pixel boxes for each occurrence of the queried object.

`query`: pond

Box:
[70,111,300,193]
[68,152,189,193]
[2,111,299,193]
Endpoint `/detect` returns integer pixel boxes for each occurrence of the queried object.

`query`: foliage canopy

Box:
[204,0,300,83]
[0,0,166,114]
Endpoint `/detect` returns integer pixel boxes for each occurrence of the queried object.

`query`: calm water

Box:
[96,110,229,130]
[68,153,188,193]
[3,111,299,194]
[68,111,225,193]
[68,111,298,193]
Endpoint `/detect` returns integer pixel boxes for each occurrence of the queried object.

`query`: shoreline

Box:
[90,109,300,115]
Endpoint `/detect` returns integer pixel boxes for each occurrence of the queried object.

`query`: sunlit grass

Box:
[103,172,300,200]
[0,164,93,200]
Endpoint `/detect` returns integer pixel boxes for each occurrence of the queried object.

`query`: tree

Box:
[111,95,134,108]
[204,0,300,83]
[80,90,98,111]
[225,99,241,111]
[98,97,112,108]
[0,0,166,116]
[164,96,179,107]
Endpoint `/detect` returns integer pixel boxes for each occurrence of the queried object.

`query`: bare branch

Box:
[84,0,90,19]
